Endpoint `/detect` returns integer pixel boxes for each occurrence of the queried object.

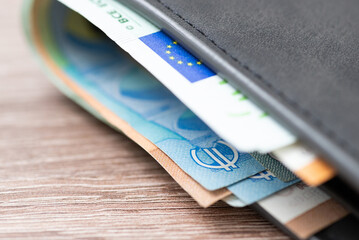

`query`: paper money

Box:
[228,171,299,205]
[25,0,269,191]
[25,0,233,207]
[53,0,295,153]
[250,152,297,182]
[273,143,336,186]
[223,171,299,207]
[258,183,348,239]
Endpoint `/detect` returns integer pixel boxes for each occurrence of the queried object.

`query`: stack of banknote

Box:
[24,0,349,239]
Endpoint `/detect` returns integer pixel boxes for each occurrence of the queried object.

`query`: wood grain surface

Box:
[0,1,290,239]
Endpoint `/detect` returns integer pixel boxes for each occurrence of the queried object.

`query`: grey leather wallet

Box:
[120,0,359,238]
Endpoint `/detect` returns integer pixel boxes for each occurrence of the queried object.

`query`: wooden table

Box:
[0,1,289,239]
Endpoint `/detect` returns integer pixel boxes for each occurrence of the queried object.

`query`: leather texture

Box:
[121,0,359,192]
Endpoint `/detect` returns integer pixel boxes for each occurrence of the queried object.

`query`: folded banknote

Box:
[228,170,299,205]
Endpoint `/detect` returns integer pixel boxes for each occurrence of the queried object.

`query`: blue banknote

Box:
[48,5,265,190]
[228,171,299,205]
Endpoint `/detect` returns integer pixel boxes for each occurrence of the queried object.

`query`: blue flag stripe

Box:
[140,31,216,83]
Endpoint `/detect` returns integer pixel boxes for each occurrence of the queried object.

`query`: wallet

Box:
[26,0,359,239]
[121,0,359,238]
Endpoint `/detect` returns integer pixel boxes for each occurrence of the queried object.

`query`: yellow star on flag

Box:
[169,56,175,60]
[167,45,172,48]
[187,63,193,66]
[177,61,183,64]
[197,61,202,65]
[166,50,171,54]
[173,41,177,44]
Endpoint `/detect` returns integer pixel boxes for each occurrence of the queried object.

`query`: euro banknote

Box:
[54,0,296,153]
[228,170,299,205]
[23,0,232,208]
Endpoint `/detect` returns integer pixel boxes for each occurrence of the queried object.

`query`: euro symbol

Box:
[190,140,239,171]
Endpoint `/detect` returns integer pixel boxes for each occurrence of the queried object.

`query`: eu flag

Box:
[140,31,215,83]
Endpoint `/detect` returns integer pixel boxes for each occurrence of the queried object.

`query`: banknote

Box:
[249,152,297,182]
[52,0,296,153]
[227,170,299,205]
[24,0,234,207]
[273,143,336,186]
[25,0,269,191]
[258,183,348,239]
